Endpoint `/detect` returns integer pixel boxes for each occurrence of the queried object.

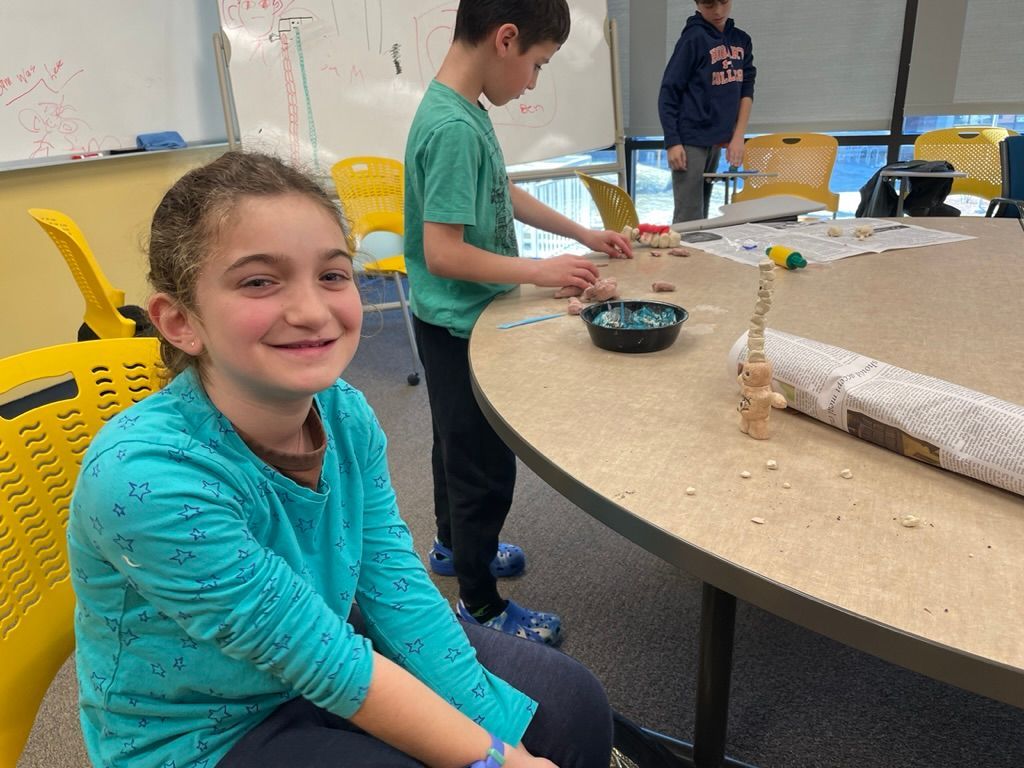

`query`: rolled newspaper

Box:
[729,329,1024,497]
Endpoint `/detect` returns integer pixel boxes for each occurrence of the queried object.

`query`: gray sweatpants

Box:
[671,144,722,223]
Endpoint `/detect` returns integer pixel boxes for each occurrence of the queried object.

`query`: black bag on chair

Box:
[856,160,960,218]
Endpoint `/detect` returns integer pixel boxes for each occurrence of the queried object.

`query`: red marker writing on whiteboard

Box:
[71,153,100,160]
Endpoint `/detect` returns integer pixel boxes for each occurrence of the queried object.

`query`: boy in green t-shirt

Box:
[405,0,632,644]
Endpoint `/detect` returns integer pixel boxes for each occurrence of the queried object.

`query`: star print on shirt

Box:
[89,516,104,534]
[296,518,314,533]
[112,503,126,517]
[372,552,390,564]
[167,448,187,463]
[373,475,386,489]
[90,463,101,477]
[114,533,134,551]
[128,481,151,502]
[472,683,486,698]
[202,438,219,454]
[189,527,207,541]
[91,672,107,692]
[473,715,486,725]
[207,705,230,725]
[392,578,409,592]
[117,415,138,430]
[150,663,166,677]
[173,657,186,671]
[105,617,119,633]
[123,629,140,646]
[444,647,462,662]
[201,480,222,498]
[178,504,200,522]
[116,449,127,460]
[405,638,425,654]
[170,549,196,566]
[387,525,406,539]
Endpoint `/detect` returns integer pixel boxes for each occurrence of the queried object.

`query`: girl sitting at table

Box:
[68,151,612,768]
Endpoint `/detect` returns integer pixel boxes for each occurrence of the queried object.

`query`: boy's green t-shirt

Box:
[404,80,518,338]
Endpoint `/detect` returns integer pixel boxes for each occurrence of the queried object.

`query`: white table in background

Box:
[703,170,778,204]
[672,194,824,233]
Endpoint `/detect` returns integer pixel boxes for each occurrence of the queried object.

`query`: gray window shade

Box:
[906,0,1024,116]
[726,1,905,133]
[629,1,905,136]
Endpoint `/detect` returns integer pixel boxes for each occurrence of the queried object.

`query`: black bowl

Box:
[580,300,688,353]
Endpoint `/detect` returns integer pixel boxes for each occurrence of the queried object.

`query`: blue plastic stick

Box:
[497,312,564,329]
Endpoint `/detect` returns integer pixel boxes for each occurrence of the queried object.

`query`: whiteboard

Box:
[218,0,616,170]
[0,2,225,166]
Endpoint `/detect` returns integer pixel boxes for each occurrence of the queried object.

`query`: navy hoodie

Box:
[658,12,756,148]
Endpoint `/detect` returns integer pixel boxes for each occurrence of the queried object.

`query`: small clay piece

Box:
[649,249,663,257]
[853,224,874,240]
[554,285,583,299]
[840,468,853,479]
[685,486,696,496]
[740,470,752,479]
[900,514,922,528]
[667,247,692,257]
[581,277,619,302]
[782,482,791,489]
[827,225,843,238]
[651,281,676,292]
[766,459,778,470]
[751,517,765,525]
[566,296,585,316]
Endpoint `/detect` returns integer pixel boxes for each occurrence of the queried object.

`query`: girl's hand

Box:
[505,742,559,768]
[580,229,633,259]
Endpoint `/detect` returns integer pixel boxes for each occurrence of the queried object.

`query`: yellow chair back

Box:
[330,156,406,268]
[575,172,640,233]
[731,133,840,213]
[913,126,1018,201]
[0,338,163,764]
[330,156,421,385]
[27,209,136,340]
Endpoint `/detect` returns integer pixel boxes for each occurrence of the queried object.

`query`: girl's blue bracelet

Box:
[467,733,505,768]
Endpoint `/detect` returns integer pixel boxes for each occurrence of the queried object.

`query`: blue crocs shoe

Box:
[456,599,562,646]
[428,540,526,578]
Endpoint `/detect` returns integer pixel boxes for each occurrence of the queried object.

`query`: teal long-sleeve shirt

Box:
[68,368,535,767]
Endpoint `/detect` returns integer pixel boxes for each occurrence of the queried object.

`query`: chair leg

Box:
[392,273,421,386]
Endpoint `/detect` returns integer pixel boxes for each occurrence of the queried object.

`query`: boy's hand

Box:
[667,144,687,171]
[529,254,599,290]
[726,135,745,168]
[580,229,633,259]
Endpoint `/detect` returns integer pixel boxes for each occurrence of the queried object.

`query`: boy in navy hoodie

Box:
[658,0,756,222]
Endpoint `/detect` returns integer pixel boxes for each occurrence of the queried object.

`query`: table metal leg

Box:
[896,178,908,216]
[693,582,737,768]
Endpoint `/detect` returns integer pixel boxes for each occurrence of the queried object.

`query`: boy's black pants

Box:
[413,316,516,610]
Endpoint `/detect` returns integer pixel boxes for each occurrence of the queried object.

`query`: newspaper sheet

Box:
[728,329,1024,497]
[686,218,975,266]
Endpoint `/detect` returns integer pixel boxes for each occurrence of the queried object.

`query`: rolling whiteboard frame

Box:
[212,6,625,189]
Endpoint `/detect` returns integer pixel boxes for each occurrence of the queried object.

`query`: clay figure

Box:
[737,360,787,440]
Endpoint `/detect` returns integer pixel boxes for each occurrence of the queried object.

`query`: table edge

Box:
[468,368,1023,710]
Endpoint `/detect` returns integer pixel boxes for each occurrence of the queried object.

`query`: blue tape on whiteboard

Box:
[136,131,186,150]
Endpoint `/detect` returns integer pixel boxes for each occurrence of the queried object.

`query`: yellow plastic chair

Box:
[330,157,420,386]
[575,171,640,233]
[914,126,1019,202]
[27,208,137,340]
[730,133,840,215]
[0,337,163,766]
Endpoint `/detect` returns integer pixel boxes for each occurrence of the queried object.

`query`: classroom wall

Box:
[0,147,226,360]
